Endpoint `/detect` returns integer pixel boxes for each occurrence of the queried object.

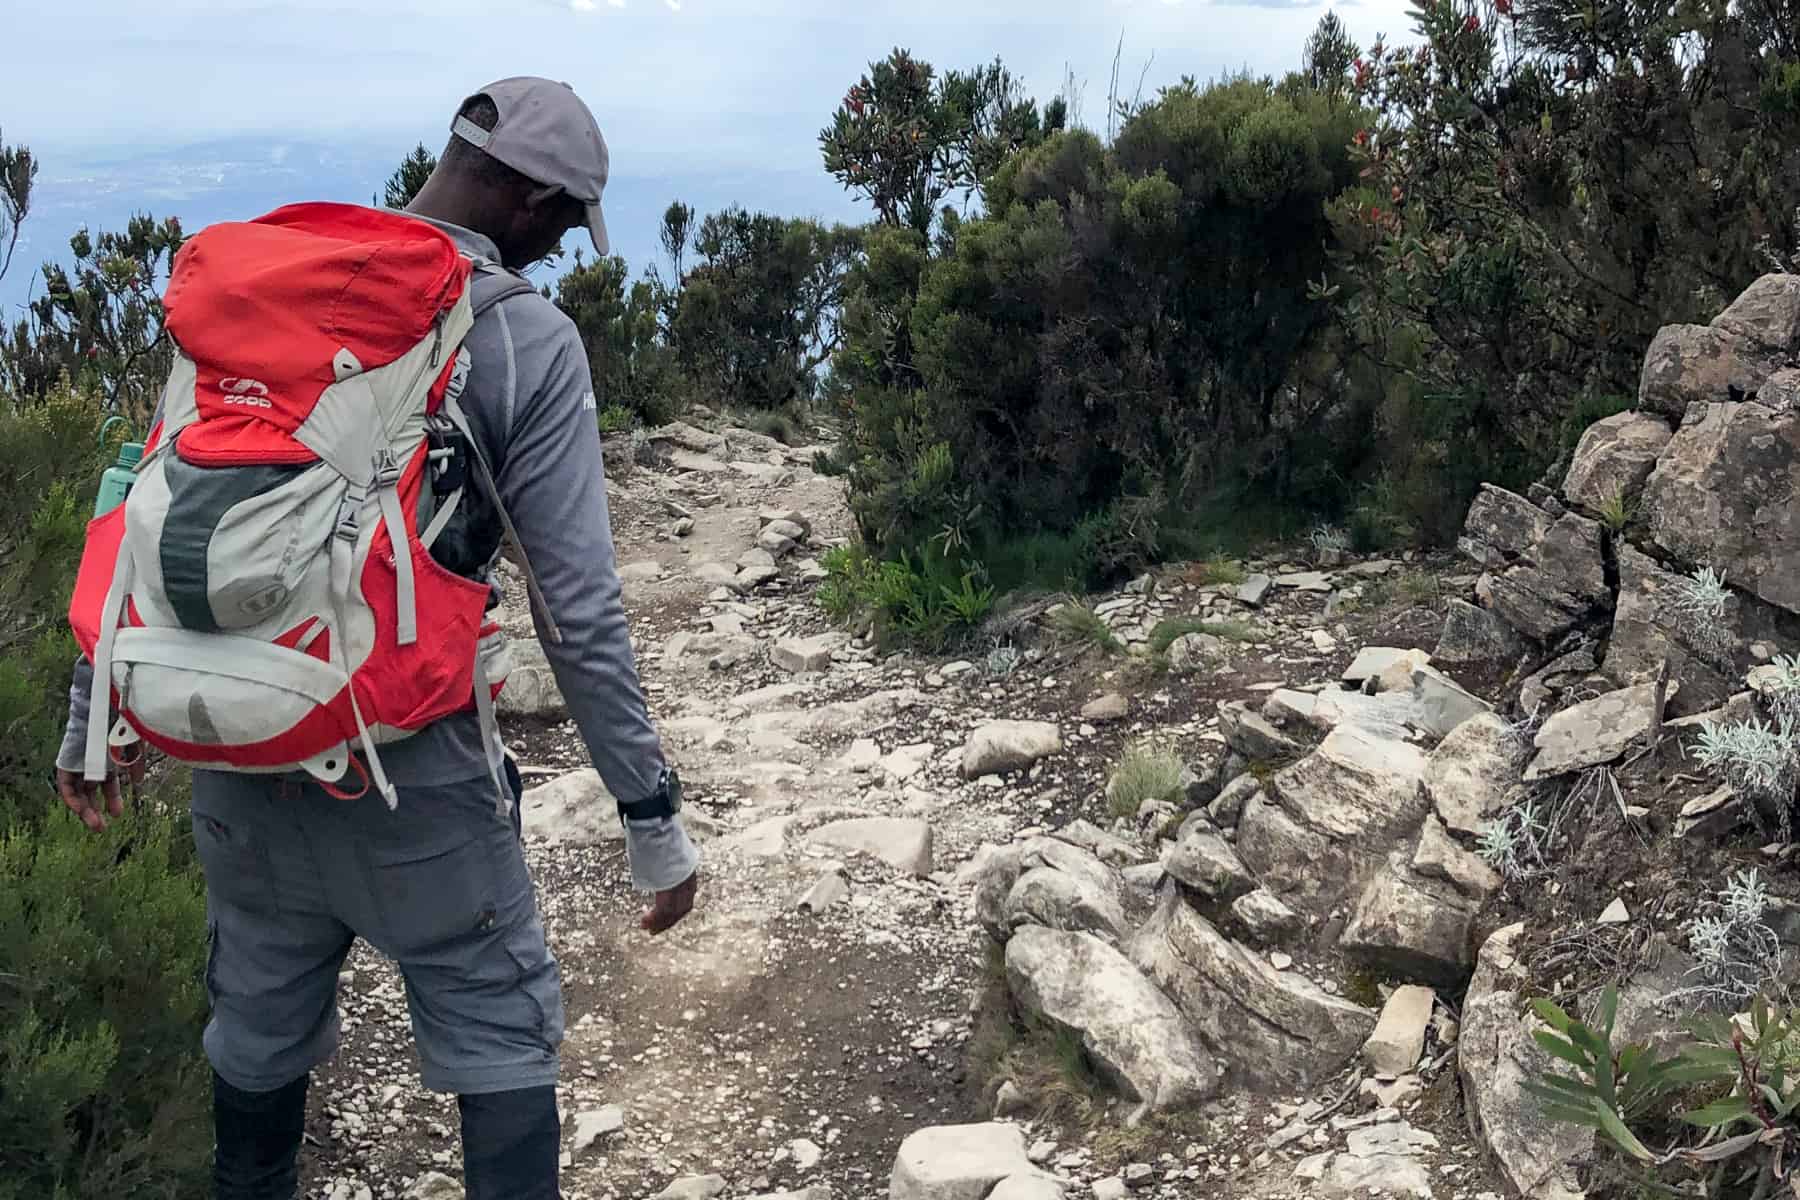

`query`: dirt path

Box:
[298,426,1500,1200]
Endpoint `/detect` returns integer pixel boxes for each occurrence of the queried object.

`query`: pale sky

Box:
[3,0,1421,305]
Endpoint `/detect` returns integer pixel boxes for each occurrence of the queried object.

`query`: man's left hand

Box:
[641,871,697,935]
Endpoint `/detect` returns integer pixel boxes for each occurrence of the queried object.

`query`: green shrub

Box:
[1147,617,1258,656]
[0,385,212,1196]
[815,543,994,649]
[596,404,634,435]
[1106,742,1188,819]
[1047,600,1123,656]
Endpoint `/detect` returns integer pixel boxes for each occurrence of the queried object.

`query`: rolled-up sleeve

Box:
[492,303,698,893]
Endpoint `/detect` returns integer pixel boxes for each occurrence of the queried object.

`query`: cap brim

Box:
[586,203,609,257]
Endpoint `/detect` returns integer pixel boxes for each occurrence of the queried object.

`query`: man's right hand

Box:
[55,757,144,832]
[641,871,698,936]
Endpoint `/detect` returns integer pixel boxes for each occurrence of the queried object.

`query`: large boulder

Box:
[495,638,567,718]
[1130,891,1376,1090]
[1486,514,1610,643]
[1218,701,1306,761]
[1435,600,1527,666]
[1458,485,1553,570]
[1237,726,1430,914]
[1340,854,1481,986]
[1562,411,1674,513]
[1004,927,1217,1112]
[1601,544,1738,715]
[1161,823,1255,901]
[807,818,934,876]
[1423,712,1522,838]
[975,837,1129,944]
[1460,925,1589,1200]
[1640,401,1800,616]
[1638,319,1791,418]
[889,1124,1045,1200]
[961,721,1063,778]
[1714,273,1800,359]
[520,769,620,846]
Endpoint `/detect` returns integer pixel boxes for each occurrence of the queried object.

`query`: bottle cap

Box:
[118,441,144,468]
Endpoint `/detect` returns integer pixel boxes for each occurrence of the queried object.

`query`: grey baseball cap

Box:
[451,76,610,255]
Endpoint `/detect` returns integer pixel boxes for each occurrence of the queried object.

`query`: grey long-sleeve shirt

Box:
[58,214,698,893]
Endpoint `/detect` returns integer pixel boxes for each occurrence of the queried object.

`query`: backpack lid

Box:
[164,203,469,465]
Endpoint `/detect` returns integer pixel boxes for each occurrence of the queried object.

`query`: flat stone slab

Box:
[806,817,933,876]
[1526,683,1661,780]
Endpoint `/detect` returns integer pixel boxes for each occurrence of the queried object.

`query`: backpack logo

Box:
[220,377,273,408]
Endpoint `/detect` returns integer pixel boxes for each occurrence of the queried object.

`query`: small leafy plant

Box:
[1667,869,1787,1008]
[1669,565,1736,669]
[1693,717,1799,843]
[1527,987,1800,1197]
[1106,742,1188,819]
[1597,489,1634,533]
[1048,600,1123,656]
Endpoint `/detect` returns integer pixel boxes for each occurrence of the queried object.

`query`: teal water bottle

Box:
[95,417,144,518]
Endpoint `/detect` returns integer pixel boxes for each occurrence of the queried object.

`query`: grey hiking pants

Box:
[190,762,565,1096]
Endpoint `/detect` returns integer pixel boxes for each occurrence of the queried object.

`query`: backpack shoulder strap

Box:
[468,258,539,319]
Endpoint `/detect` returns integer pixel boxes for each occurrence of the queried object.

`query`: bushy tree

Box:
[377,143,437,209]
[820,49,1064,235]
[831,73,1364,580]
[0,129,35,285]
[668,209,862,409]
[555,253,684,426]
[1332,0,1800,536]
[2,216,184,424]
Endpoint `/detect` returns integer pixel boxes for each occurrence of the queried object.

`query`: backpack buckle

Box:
[333,499,360,543]
[371,449,403,490]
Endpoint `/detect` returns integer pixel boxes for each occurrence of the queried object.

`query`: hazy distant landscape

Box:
[1,135,865,313]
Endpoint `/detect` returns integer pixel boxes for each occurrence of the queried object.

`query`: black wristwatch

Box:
[617,764,682,822]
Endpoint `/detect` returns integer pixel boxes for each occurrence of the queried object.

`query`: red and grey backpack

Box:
[69,202,556,807]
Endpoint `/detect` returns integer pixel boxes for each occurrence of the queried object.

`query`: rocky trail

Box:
[295,271,1800,1200]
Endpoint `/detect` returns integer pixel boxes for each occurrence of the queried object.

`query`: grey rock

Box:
[571,1105,624,1155]
[1343,646,1430,685]
[1639,321,1788,417]
[960,721,1063,778]
[1162,824,1255,901]
[976,837,1129,944]
[1488,514,1610,642]
[1642,401,1800,616]
[1521,647,1602,717]
[618,560,665,585]
[1237,574,1274,607]
[693,562,745,593]
[1603,544,1772,717]
[1460,925,1589,1200]
[1237,726,1430,914]
[1263,686,1427,742]
[1231,888,1305,943]
[1458,485,1553,570]
[1526,684,1661,781]
[652,1177,728,1200]
[1435,599,1527,665]
[1090,1182,1128,1200]
[519,770,621,847]
[1218,701,1305,761]
[772,633,845,674]
[1676,786,1743,840]
[1714,273,1800,357]
[887,1124,1052,1200]
[405,1174,464,1200]
[807,817,933,876]
[1363,984,1437,1076]
[1424,712,1523,838]
[986,1177,1065,1200]
[650,420,728,455]
[1410,664,1495,739]
[1208,773,1262,826]
[1006,926,1217,1111]
[1130,891,1375,1089]
[1167,632,1223,671]
[1276,570,1334,592]
[1413,814,1503,900]
[1761,366,1800,413]
[1341,855,1481,986]
[494,638,566,718]
[1081,693,1130,723]
[798,870,850,912]
[758,507,813,536]
[1318,1135,1434,1199]
[1562,411,1673,513]
[1053,818,1147,867]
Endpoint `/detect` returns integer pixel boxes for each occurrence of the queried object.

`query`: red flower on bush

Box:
[1464,13,1480,31]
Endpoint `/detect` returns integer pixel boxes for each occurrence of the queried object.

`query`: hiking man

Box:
[52,77,699,1200]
